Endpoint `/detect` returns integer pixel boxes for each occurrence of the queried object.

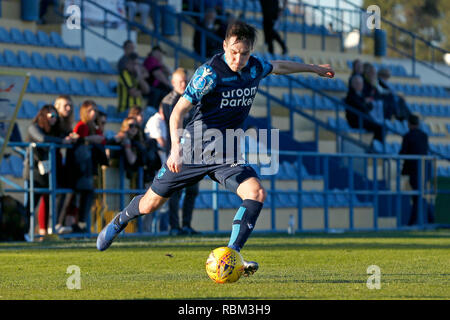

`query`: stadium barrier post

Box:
[396,157,402,229]
[297,154,303,232]
[213,181,219,232]
[373,155,378,230]
[418,156,424,227]
[48,144,57,234]
[348,155,354,230]
[323,155,329,232]
[28,144,35,242]
[270,168,276,232]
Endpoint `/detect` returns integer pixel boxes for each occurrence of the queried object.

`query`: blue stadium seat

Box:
[17,50,33,68]
[0,156,13,176]
[44,53,61,70]
[96,79,114,97]
[41,76,58,94]
[200,193,212,208]
[23,29,39,46]
[228,193,242,207]
[73,105,81,121]
[85,57,100,73]
[373,140,385,153]
[55,77,70,94]
[9,155,24,178]
[98,57,116,74]
[10,28,26,44]
[218,193,233,209]
[49,31,67,48]
[71,56,86,72]
[194,195,206,209]
[26,75,43,93]
[36,30,51,46]
[0,26,12,43]
[31,51,48,69]
[69,78,84,95]
[19,100,37,119]
[82,78,98,96]
[0,52,5,66]
[3,49,20,67]
[59,54,74,71]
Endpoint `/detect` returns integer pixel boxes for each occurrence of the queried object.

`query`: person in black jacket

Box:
[24,104,76,238]
[345,74,384,143]
[259,0,288,55]
[399,114,432,225]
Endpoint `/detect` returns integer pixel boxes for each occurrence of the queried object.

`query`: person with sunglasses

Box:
[24,104,76,239]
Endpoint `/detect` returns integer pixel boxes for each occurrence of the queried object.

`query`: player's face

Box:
[223,36,252,72]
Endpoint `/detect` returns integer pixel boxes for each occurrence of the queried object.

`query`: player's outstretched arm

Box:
[270,60,335,78]
[167,96,194,173]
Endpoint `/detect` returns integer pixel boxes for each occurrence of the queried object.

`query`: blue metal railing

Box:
[4,142,440,240]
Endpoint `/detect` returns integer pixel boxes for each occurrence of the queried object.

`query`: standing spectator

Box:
[118,52,150,112]
[345,75,384,143]
[143,46,172,107]
[399,114,432,226]
[54,95,75,136]
[157,68,200,235]
[117,40,136,73]
[144,104,168,164]
[65,101,105,233]
[23,105,75,238]
[259,0,288,55]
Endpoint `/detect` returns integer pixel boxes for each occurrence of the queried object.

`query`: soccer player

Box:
[97,20,334,276]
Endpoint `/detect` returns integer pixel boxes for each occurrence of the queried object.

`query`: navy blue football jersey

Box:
[181,53,273,165]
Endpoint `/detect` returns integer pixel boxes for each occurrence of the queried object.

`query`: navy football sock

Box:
[227,199,263,252]
[118,195,144,225]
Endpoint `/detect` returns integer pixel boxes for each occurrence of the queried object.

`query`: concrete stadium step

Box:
[21,93,117,108]
[1,42,83,58]
[190,207,396,232]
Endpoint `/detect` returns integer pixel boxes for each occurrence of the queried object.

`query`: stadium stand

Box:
[1,0,448,236]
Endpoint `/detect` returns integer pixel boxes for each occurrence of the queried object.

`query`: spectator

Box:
[53,95,78,233]
[125,0,151,27]
[400,114,433,226]
[377,68,411,121]
[348,58,363,88]
[118,52,150,112]
[193,7,223,59]
[64,101,105,233]
[23,104,75,238]
[144,104,168,164]
[345,74,384,144]
[117,40,136,73]
[54,95,75,136]
[259,0,288,55]
[155,67,200,235]
[362,63,380,101]
[143,46,172,108]
[129,106,162,184]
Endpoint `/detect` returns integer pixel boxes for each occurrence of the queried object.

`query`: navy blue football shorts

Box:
[150,162,259,198]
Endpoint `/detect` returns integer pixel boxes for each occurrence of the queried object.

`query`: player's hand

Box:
[166,145,183,173]
[315,64,335,78]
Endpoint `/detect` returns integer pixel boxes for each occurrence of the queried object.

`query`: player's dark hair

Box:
[225,20,257,47]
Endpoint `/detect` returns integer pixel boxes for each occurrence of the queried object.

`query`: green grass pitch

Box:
[0,230,449,300]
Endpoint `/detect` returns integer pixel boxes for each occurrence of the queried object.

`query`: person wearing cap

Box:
[399,114,432,226]
[118,52,150,112]
[143,46,173,108]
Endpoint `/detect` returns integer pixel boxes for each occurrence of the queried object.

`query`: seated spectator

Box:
[23,104,75,238]
[348,58,363,88]
[193,7,223,58]
[117,40,136,73]
[345,75,385,144]
[377,68,411,121]
[143,46,172,108]
[400,114,433,225]
[362,63,380,101]
[118,52,150,112]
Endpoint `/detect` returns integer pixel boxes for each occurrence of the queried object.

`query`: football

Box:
[205,247,245,284]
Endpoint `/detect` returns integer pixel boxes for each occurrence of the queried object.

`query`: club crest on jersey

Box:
[192,66,213,90]
[250,66,257,79]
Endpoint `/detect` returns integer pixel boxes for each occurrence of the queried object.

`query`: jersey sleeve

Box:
[182,64,217,105]
[254,55,273,78]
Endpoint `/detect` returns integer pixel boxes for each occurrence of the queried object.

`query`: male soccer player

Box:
[97,21,334,276]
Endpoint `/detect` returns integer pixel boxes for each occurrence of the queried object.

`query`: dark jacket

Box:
[344,89,374,127]
[400,128,429,178]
